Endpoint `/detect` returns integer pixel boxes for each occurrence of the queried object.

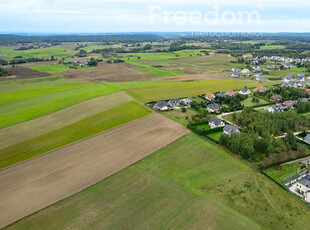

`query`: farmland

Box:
[0,47,76,60]
[0,114,189,228]
[0,82,118,128]
[29,64,96,72]
[0,92,134,148]
[6,134,310,230]
[0,101,151,169]
[124,79,254,102]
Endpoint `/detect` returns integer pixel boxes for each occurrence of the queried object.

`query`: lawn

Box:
[259,45,286,50]
[0,82,118,128]
[162,108,198,127]
[125,79,254,102]
[6,134,310,230]
[206,131,223,142]
[241,97,270,107]
[263,162,303,186]
[29,64,96,73]
[0,47,76,60]
[0,101,151,169]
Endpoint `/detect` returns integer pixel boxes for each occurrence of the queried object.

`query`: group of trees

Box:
[77,49,87,57]
[254,87,309,101]
[0,57,52,65]
[296,100,310,113]
[231,108,310,136]
[0,67,10,77]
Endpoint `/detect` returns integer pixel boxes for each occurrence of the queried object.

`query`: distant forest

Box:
[0,34,161,45]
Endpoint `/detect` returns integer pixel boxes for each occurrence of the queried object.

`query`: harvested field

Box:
[0,92,133,149]
[60,62,152,82]
[3,67,51,79]
[158,73,228,82]
[0,114,189,228]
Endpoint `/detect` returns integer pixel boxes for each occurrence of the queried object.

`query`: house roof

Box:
[205,92,215,99]
[180,98,193,103]
[298,175,310,188]
[169,98,180,104]
[215,92,226,98]
[270,94,282,101]
[207,103,221,110]
[283,100,294,106]
[240,88,250,93]
[209,117,225,126]
[156,101,168,108]
[223,125,240,134]
[254,86,266,92]
[226,90,237,96]
[269,104,284,111]
[304,134,310,144]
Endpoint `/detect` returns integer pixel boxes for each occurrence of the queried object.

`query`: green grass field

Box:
[241,97,269,107]
[125,79,254,102]
[206,131,222,142]
[0,101,151,169]
[0,47,76,60]
[259,45,286,50]
[6,134,310,230]
[29,64,96,73]
[263,163,303,185]
[0,82,118,128]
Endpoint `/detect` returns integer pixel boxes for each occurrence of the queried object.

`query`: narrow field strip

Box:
[0,92,134,149]
[125,79,254,102]
[0,83,118,129]
[0,114,189,228]
[0,101,151,169]
[0,83,94,107]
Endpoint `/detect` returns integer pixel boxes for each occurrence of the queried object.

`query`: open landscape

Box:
[1,2,310,229]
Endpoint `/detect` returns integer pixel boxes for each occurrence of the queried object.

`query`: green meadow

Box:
[125,79,254,102]
[6,134,310,230]
[263,162,303,186]
[0,101,151,169]
[0,82,118,128]
[0,47,76,60]
[29,64,96,73]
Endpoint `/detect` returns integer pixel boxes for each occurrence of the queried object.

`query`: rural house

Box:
[207,103,222,113]
[266,104,284,113]
[282,100,295,109]
[304,134,310,144]
[231,67,239,72]
[154,101,169,111]
[226,90,237,96]
[296,175,310,196]
[208,117,225,129]
[223,125,240,136]
[168,98,181,109]
[241,68,250,74]
[255,73,265,82]
[239,87,251,95]
[180,98,193,105]
[205,92,215,101]
[215,92,226,98]
[270,94,282,102]
[231,72,241,78]
[253,86,266,93]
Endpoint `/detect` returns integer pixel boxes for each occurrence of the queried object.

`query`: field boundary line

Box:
[0,112,154,172]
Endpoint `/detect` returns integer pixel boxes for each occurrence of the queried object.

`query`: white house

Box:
[208,117,225,129]
[241,68,250,74]
[266,104,284,113]
[207,103,222,113]
[154,101,169,111]
[296,175,310,196]
[223,125,240,136]
[168,98,181,109]
[239,87,251,95]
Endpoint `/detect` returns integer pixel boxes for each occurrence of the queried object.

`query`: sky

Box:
[1,0,310,33]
